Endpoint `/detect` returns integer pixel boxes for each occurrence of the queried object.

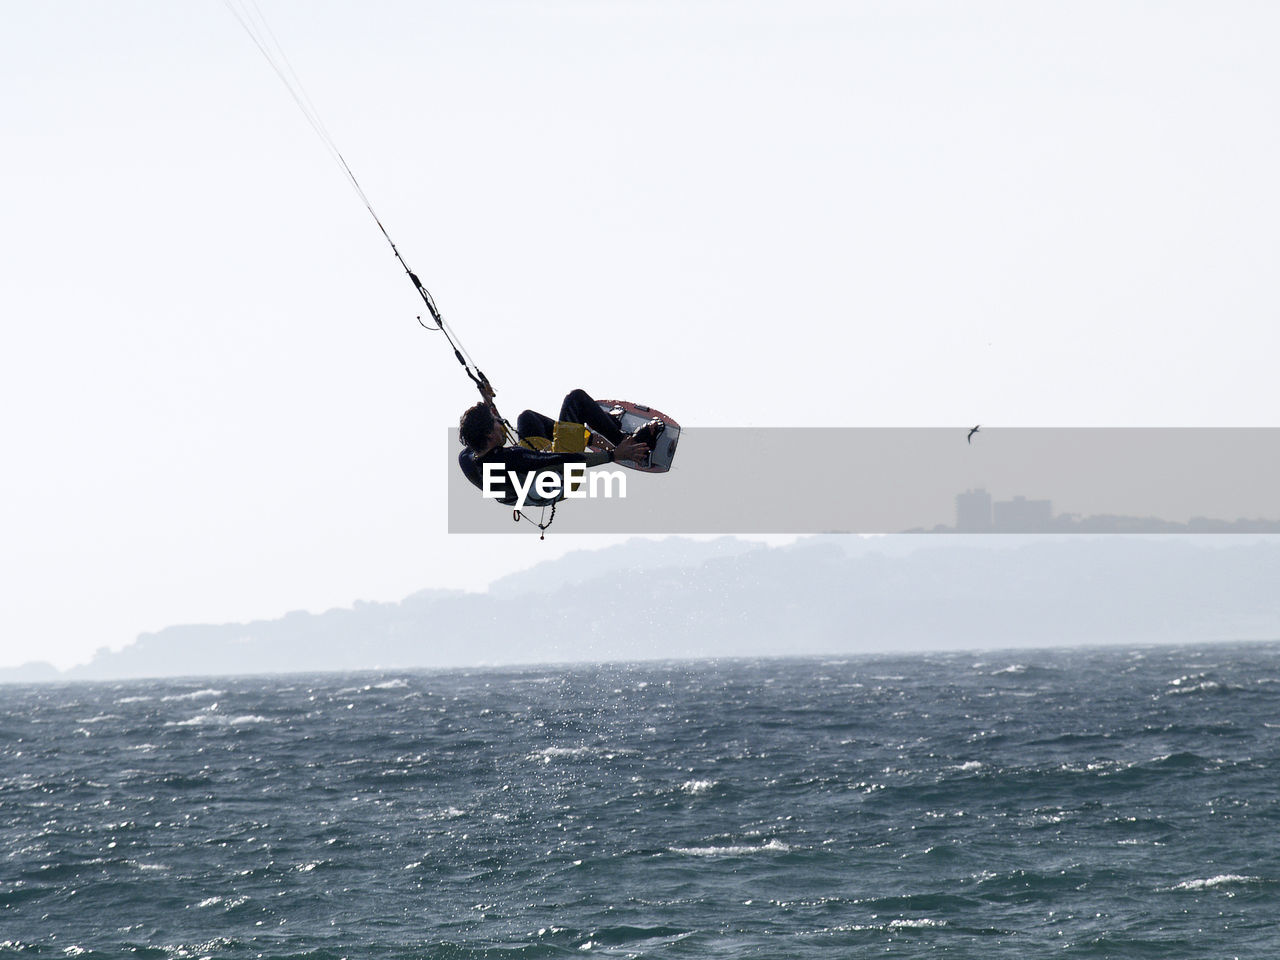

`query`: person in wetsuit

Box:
[457,386,658,506]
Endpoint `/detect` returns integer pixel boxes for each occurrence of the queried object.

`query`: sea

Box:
[3,643,1279,958]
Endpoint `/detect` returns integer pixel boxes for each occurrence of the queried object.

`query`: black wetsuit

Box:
[458,389,626,506]
[514,389,627,449]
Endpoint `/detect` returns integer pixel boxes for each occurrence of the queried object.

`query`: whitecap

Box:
[1171,874,1262,891]
[166,714,216,728]
[164,713,268,728]
[1166,681,1227,695]
[530,746,594,762]
[991,664,1027,676]
[681,779,717,795]
[161,689,223,702]
[670,839,789,857]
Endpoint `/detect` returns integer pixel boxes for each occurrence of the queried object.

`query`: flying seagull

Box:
[967,424,980,444]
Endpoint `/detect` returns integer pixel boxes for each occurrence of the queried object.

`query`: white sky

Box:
[2,1,1277,669]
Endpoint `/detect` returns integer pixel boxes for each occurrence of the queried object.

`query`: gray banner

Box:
[447,428,1280,534]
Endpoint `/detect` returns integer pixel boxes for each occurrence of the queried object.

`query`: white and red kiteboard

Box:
[595,400,681,473]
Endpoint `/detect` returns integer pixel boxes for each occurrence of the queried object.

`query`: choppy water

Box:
[3,644,1280,957]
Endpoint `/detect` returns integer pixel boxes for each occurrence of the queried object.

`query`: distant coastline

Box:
[6,536,1279,684]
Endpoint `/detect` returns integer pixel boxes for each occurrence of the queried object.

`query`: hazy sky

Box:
[3,2,1277,669]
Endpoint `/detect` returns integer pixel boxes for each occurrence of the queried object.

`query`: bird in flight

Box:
[967,424,980,444]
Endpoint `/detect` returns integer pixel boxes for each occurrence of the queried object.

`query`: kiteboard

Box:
[595,400,681,473]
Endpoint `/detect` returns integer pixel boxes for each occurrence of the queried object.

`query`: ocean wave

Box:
[211,895,251,910]
[1025,732,1113,747]
[680,778,717,794]
[1170,874,1265,891]
[1147,751,1211,769]
[337,678,411,695]
[528,745,628,762]
[808,917,952,935]
[669,839,789,857]
[973,866,1108,898]
[858,892,977,912]
[562,925,693,950]
[991,664,1028,676]
[1166,681,1236,696]
[164,713,270,728]
[1165,673,1243,696]
[160,688,223,702]
[529,745,594,762]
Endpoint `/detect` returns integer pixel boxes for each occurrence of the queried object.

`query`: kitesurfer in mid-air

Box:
[457,386,663,506]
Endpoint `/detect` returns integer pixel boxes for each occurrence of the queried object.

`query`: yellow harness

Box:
[518,422,592,494]
[517,421,591,454]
